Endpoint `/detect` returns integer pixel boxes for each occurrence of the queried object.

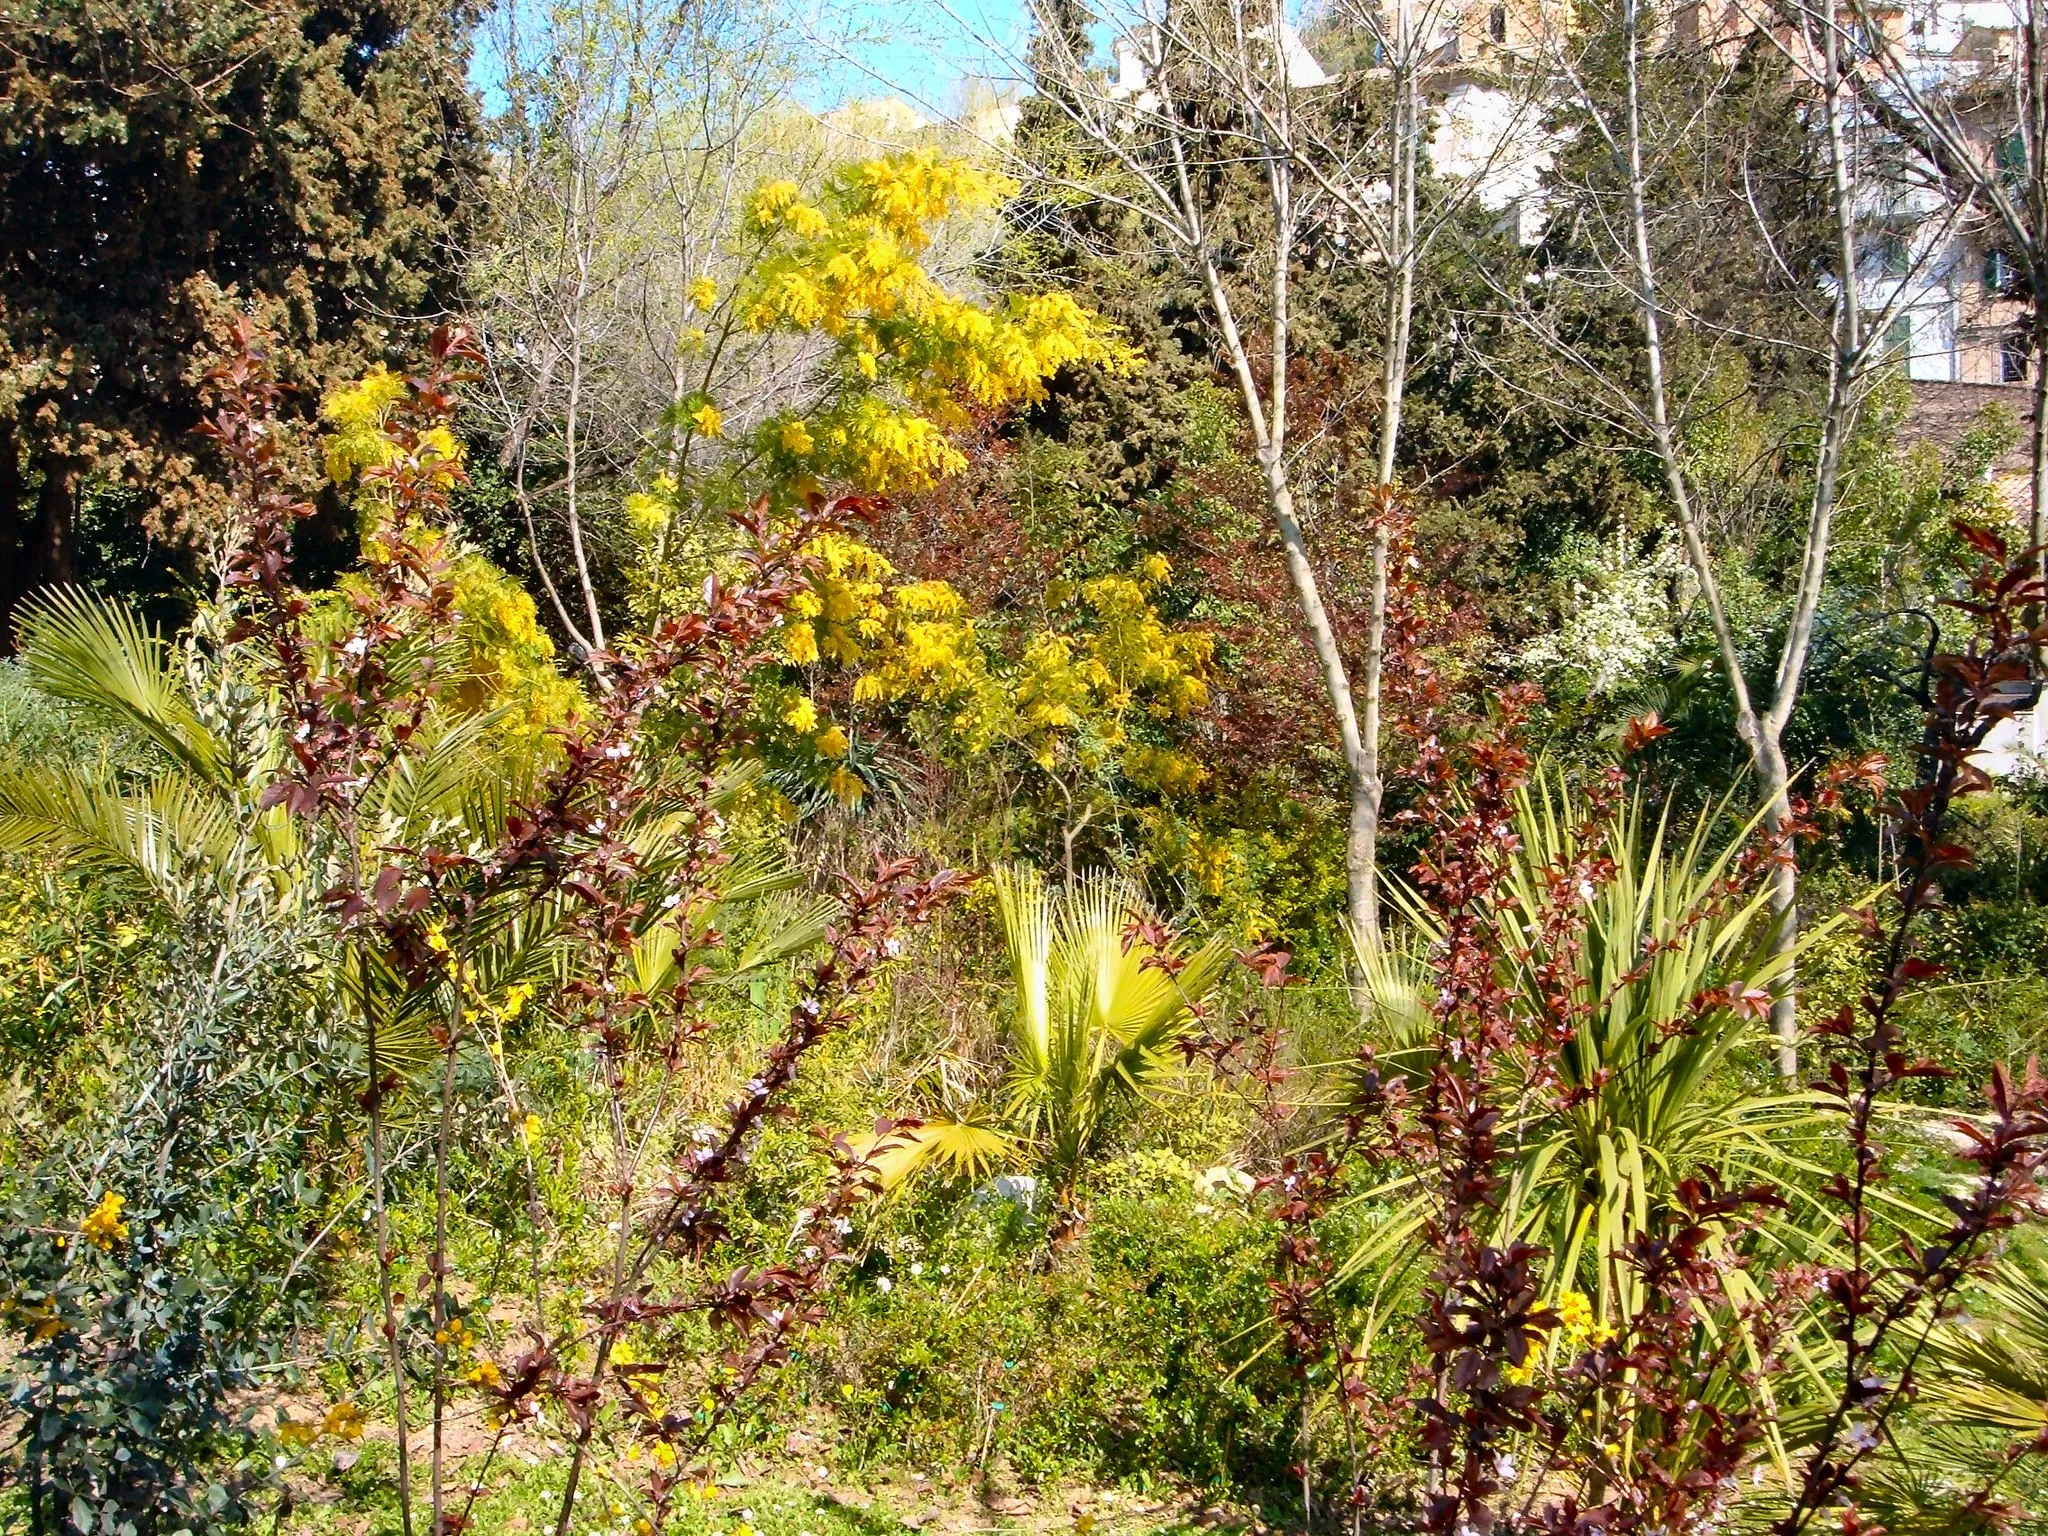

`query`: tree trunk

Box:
[2,452,75,646]
[1757,737,1800,1082]
[1262,457,1378,956]
[1353,526,1391,952]
[0,421,22,650]
[2029,291,2047,566]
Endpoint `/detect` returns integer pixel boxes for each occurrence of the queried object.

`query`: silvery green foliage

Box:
[0,600,342,1534]
[1521,524,1691,695]
[0,842,335,1534]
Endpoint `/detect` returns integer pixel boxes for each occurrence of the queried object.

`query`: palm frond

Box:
[1922,1249,2048,1433]
[865,1118,1018,1189]
[0,766,244,905]
[995,863,1230,1181]
[374,707,518,840]
[17,588,226,785]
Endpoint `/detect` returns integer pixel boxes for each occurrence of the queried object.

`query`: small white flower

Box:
[876,1276,893,1293]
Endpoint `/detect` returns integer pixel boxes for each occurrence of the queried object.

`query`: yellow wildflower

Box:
[783,695,819,733]
[688,275,718,310]
[779,418,815,456]
[815,725,849,758]
[827,767,864,805]
[321,1401,368,1441]
[689,401,724,438]
[783,623,820,666]
[278,1418,320,1449]
[81,1191,127,1251]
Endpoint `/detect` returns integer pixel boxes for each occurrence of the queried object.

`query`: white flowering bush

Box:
[1521,523,1690,694]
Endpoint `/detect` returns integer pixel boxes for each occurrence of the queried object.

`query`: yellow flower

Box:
[278,1418,319,1449]
[689,275,718,310]
[856,351,878,380]
[465,1359,504,1388]
[779,418,815,456]
[652,1440,678,1469]
[689,401,724,438]
[519,1113,544,1146]
[321,1401,368,1441]
[814,725,849,758]
[783,623,820,666]
[783,695,819,733]
[80,1191,127,1251]
[827,767,864,805]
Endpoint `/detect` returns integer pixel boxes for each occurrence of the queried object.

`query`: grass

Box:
[277,1446,1238,1536]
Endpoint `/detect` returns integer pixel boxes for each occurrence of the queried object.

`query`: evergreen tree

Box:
[0,0,484,632]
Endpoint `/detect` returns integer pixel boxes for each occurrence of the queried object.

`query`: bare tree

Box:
[1838,0,2048,572]
[1518,0,1953,1077]
[1007,0,1537,955]
[473,0,824,654]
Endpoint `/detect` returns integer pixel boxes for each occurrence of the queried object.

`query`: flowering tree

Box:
[203,322,961,1536]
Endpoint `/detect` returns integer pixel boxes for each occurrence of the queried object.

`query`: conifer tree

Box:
[0,0,484,634]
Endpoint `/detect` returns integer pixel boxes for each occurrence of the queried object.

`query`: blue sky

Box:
[797,0,1034,112]
[468,0,1039,120]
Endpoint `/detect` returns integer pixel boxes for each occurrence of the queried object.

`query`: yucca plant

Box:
[1350,772,1841,1326]
[877,863,1233,1226]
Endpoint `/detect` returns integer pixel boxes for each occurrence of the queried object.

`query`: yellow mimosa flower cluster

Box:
[741,152,1136,494]
[777,540,1210,797]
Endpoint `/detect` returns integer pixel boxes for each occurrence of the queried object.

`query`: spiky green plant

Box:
[876,863,1233,1211]
[1349,773,1843,1325]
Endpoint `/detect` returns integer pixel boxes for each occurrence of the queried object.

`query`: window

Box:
[1866,235,1910,277]
[2004,331,2031,383]
[1986,247,2014,296]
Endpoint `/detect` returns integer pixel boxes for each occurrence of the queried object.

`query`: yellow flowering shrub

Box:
[79,1191,127,1251]
[319,364,462,492]
[444,556,583,736]
[317,366,582,743]
[740,151,1138,494]
[774,540,1211,806]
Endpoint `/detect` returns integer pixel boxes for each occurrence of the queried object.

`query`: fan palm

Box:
[875,863,1234,1217]
[0,589,827,1075]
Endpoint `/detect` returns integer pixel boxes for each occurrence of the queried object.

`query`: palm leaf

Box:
[0,766,244,905]
[865,1118,1018,1188]
[17,588,226,785]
